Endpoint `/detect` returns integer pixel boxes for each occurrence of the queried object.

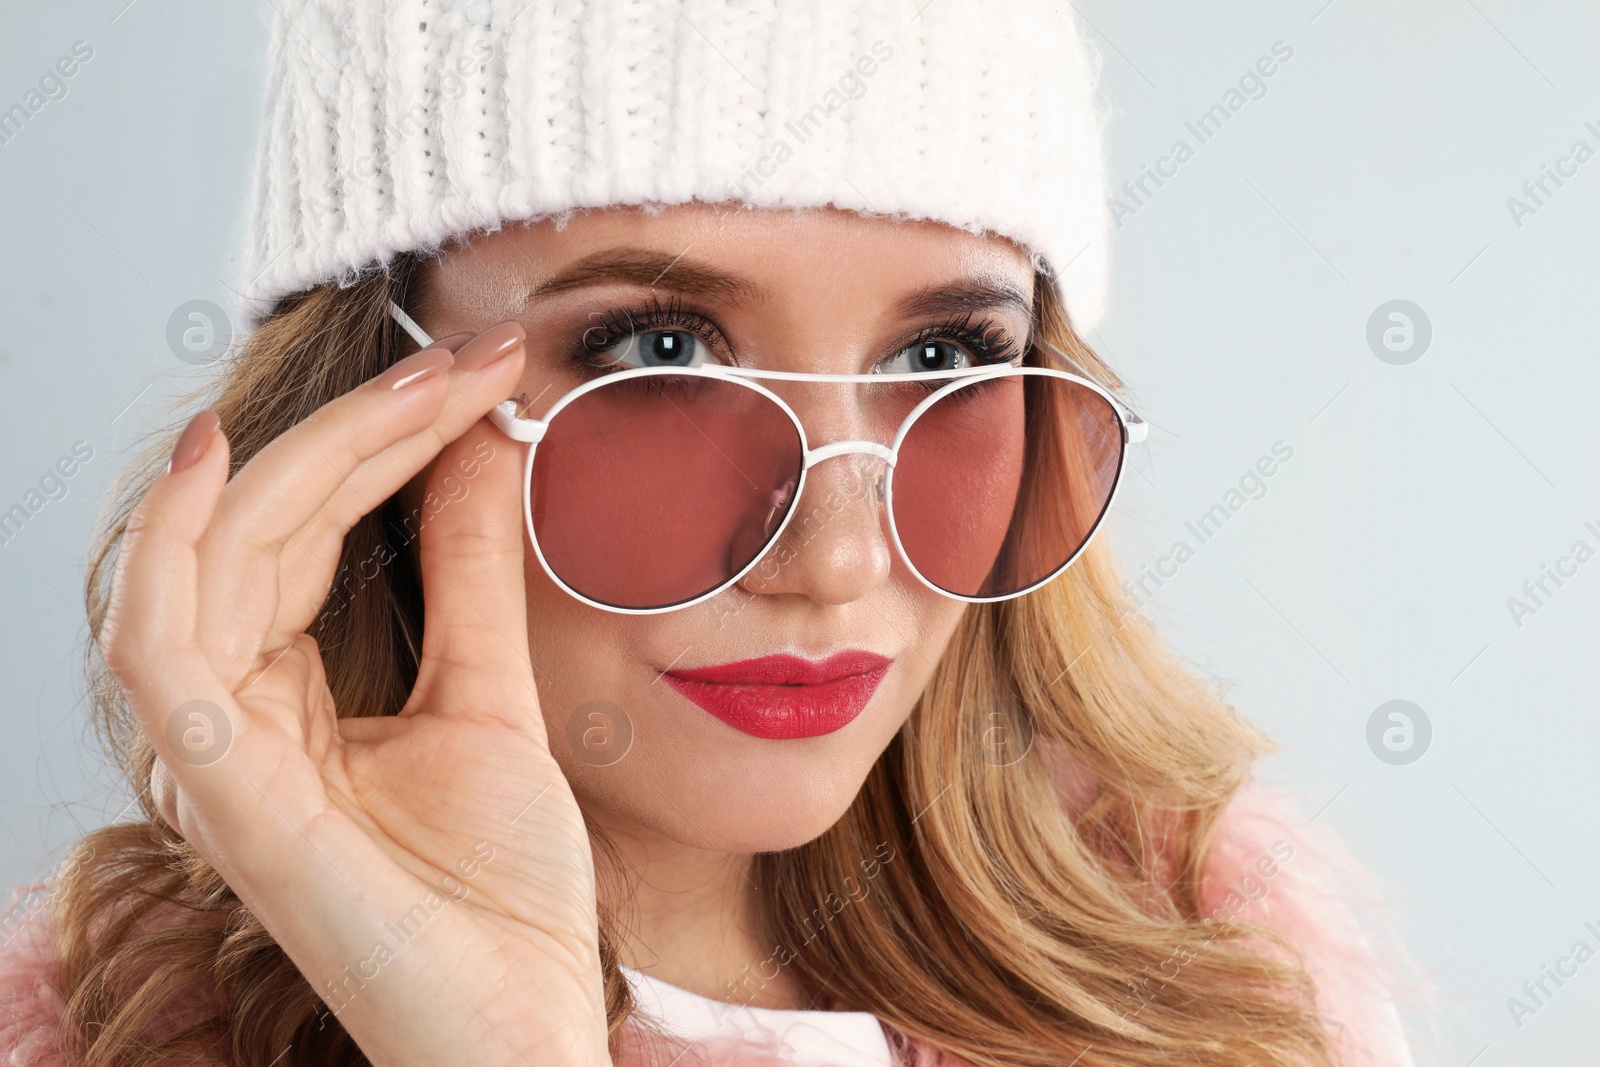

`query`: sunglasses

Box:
[389,301,1145,614]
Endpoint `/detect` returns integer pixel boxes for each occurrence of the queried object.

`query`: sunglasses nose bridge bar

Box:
[793,440,893,523]
[802,440,895,470]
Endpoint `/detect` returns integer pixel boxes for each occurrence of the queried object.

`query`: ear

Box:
[149,757,181,829]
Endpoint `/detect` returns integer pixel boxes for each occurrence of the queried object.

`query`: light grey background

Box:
[1,2,1595,1063]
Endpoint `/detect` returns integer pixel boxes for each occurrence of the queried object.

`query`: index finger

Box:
[211,326,520,566]
[195,326,526,672]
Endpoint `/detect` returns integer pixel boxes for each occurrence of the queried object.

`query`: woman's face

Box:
[416,203,1035,854]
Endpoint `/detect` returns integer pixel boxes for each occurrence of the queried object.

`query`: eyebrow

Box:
[890,277,1033,325]
[526,247,1034,328]
[528,248,764,305]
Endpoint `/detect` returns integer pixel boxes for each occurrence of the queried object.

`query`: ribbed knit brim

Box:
[238,0,1112,331]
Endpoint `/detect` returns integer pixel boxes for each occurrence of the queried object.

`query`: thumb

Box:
[407,417,539,717]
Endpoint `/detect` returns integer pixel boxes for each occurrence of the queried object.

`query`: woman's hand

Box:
[101,323,610,1067]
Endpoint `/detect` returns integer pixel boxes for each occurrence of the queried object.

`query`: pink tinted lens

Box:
[891,372,1124,598]
[531,374,803,610]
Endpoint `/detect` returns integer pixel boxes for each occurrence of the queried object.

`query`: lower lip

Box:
[662,666,892,740]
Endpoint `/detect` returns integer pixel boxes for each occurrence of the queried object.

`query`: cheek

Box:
[521,546,623,731]
[885,550,973,668]
[524,550,606,728]
[890,596,971,725]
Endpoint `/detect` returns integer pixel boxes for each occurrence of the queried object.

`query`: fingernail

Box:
[370,346,455,390]
[430,331,476,352]
[168,411,221,475]
[453,320,526,371]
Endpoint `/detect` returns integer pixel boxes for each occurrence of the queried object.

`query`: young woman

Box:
[0,2,1415,1065]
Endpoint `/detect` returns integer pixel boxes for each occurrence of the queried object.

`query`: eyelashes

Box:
[900,310,1024,366]
[569,293,1026,369]
[574,294,718,368]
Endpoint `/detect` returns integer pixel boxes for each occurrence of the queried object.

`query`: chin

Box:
[575,726,888,853]
[698,767,867,853]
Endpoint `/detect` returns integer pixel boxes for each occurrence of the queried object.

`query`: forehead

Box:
[424,202,1036,317]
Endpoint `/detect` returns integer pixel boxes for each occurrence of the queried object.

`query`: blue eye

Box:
[607,329,708,368]
[880,340,973,374]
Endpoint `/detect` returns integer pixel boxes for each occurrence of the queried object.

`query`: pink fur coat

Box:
[0,748,1413,1066]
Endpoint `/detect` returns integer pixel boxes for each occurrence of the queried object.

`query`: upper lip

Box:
[663,650,893,686]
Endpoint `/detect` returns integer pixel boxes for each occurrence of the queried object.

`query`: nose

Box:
[737,447,893,605]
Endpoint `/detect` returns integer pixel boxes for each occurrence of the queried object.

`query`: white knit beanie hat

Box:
[239,0,1112,332]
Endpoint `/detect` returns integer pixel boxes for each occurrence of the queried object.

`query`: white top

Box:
[622,966,895,1067]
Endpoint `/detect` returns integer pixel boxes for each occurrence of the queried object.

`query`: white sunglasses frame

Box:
[389,300,1147,615]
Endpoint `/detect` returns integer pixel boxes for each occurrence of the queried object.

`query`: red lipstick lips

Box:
[661,650,892,740]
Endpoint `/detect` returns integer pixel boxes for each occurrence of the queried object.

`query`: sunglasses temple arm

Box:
[389,300,435,349]
[387,300,544,443]
[1032,336,1148,444]
[1121,405,1148,444]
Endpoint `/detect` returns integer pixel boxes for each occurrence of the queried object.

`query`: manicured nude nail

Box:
[430,331,476,352]
[453,320,526,370]
[369,346,455,390]
[167,411,221,475]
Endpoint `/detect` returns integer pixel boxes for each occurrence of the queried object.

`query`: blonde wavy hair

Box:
[49,254,1336,1066]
